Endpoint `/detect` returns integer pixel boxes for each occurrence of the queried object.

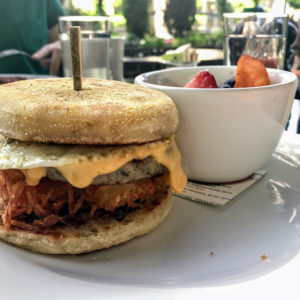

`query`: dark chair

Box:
[293,82,300,133]
[286,20,300,133]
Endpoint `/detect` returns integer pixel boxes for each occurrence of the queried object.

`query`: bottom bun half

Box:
[0,190,172,254]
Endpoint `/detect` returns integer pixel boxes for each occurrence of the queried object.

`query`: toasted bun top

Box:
[0,78,178,144]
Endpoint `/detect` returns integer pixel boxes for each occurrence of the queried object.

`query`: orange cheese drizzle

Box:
[20,137,187,193]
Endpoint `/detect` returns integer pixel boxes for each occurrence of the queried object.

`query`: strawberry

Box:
[184,70,218,88]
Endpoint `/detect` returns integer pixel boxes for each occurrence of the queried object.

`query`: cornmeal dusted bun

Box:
[0,77,187,254]
[0,78,178,144]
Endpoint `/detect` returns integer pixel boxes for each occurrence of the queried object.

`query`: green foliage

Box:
[216,0,233,19]
[113,0,123,14]
[122,0,149,39]
[141,34,168,49]
[125,33,141,47]
[164,0,196,37]
[173,31,224,49]
[110,14,126,28]
[97,0,106,16]
[63,4,84,16]
[287,0,300,8]
[131,31,224,50]
[63,1,97,16]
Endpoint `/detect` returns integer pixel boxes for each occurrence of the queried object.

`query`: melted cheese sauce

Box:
[21,138,187,193]
[22,168,47,186]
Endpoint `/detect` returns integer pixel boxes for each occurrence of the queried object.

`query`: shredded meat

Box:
[0,170,169,232]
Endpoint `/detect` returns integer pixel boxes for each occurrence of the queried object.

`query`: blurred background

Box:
[60,0,299,56]
[59,0,300,133]
[1,0,300,132]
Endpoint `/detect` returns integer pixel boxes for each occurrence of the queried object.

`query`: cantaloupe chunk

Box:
[234,55,270,88]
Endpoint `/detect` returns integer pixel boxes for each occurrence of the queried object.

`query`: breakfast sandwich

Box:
[0,78,186,254]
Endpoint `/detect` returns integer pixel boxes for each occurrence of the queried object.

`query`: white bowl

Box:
[135,66,298,183]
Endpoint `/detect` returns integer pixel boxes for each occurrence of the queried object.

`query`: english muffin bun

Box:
[0,78,178,144]
[0,78,186,254]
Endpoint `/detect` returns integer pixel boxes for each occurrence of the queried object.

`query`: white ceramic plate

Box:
[0,134,299,300]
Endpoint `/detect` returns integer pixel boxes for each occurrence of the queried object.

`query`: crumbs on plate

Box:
[260,254,268,261]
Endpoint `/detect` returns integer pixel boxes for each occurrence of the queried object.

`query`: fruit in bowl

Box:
[184,55,270,89]
[135,64,297,183]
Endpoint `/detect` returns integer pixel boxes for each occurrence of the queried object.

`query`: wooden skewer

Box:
[69,26,82,91]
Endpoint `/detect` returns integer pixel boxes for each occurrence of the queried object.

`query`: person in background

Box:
[291,33,300,134]
[0,0,65,75]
